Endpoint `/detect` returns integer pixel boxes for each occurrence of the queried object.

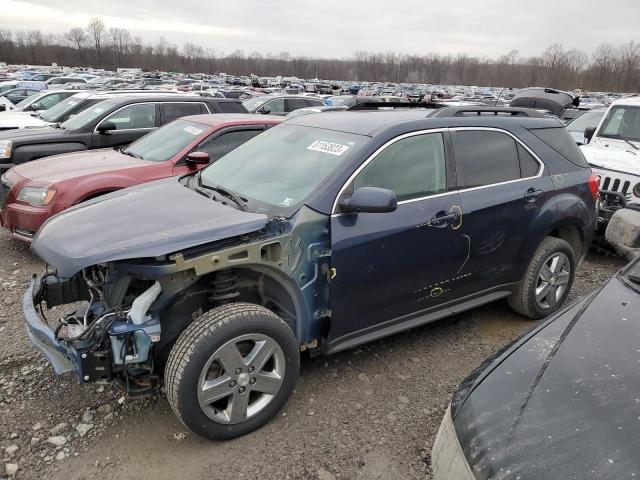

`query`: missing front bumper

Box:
[23,275,75,374]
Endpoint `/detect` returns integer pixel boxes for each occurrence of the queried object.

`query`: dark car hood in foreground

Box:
[454,276,640,480]
[32,177,268,277]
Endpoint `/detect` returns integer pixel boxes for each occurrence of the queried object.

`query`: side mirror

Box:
[29,103,40,111]
[258,106,271,114]
[97,121,116,134]
[186,151,209,165]
[340,186,397,214]
[584,126,597,143]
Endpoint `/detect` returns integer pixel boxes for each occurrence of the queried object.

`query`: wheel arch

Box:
[155,263,311,366]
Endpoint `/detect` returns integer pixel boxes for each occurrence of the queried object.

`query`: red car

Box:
[0,114,281,241]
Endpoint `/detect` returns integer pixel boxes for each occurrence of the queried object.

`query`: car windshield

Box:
[599,105,640,142]
[122,119,206,162]
[567,110,605,132]
[242,97,267,111]
[59,100,115,130]
[199,123,366,211]
[39,95,85,123]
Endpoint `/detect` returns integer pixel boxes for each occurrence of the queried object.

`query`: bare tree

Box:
[86,17,106,65]
[66,28,86,51]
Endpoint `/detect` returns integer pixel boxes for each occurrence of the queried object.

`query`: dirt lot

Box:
[0,228,626,480]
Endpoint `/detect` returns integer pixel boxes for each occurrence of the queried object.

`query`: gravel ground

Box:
[0,228,626,480]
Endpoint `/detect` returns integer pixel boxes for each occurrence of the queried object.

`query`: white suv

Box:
[581,96,640,258]
[581,96,640,204]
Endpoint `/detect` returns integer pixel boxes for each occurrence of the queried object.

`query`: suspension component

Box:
[211,270,240,303]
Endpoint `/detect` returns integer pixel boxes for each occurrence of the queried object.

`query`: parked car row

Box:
[3,64,640,479]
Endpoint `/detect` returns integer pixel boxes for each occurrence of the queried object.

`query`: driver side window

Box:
[102,103,156,130]
[353,133,447,201]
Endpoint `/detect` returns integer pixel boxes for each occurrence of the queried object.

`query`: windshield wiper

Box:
[602,134,640,151]
[121,149,143,159]
[198,175,247,211]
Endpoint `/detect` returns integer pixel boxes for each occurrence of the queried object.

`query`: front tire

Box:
[508,237,576,319]
[165,302,299,440]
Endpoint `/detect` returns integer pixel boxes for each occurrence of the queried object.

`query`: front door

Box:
[93,103,158,148]
[329,131,468,344]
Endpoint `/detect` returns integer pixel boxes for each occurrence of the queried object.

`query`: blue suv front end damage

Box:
[25,203,331,389]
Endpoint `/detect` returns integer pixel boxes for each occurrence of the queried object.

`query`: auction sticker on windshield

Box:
[183,126,203,135]
[307,140,349,156]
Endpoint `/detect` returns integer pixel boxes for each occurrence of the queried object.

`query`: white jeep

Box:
[581,96,640,258]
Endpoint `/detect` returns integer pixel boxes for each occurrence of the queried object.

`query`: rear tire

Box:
[165,302,299,440]
[508,237,576,319]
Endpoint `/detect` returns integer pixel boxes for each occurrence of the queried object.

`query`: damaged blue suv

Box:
[24,107,598,439]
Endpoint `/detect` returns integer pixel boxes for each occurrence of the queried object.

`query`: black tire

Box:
[165,302,299,440]
[508,236,576,319]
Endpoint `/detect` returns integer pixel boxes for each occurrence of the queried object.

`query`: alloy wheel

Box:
[197,333,286,424]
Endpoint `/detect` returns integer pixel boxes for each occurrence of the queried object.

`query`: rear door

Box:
[450,128,554,304]
[284,98,308,113]
[159,102,207,125]
[92,102,158,148]
[329,131,468,344]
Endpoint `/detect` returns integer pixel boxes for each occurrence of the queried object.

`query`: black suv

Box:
[24,107,597,440]
[0,94,247,173]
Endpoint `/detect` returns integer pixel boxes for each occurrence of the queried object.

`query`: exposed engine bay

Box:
[34,267,164,394]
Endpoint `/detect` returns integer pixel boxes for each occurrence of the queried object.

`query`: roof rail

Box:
[347,101,445,111]
[431,106,546,118]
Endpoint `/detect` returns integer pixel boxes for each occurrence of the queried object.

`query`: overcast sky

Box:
[3,0,639,59]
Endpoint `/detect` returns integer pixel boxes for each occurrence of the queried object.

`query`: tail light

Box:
[588,172,600,200]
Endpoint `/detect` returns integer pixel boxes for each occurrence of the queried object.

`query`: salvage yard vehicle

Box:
[565,107,606,144]
[0,89,76,117]
[0,94,247,174]
[0,89,187,131]
[510,87,580,117]
[432,258,640,480]
[24,107,597,440]
[580,97,640,256]
[0,114,281,241]
[242,94,325,116]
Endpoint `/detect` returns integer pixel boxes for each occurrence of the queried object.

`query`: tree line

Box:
[0,18,639,92]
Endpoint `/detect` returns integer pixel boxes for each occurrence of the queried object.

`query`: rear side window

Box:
[353,133,447,201]
[529,127,589,167]
[217,102,248,113]
[305,99,325,107]
[160,103,205,124]
[197,130,262,163]
[285,98,308,111]
[517,144,540,177]
[453,130,520,188]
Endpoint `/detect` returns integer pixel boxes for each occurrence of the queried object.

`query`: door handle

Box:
[429,210,459,227]
[524,188,543,202]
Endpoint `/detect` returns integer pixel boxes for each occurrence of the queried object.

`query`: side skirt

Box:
[325,285,515,355]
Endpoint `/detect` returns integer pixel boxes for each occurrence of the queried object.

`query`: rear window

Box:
[530,127,589,168]
[218,101,248,113]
